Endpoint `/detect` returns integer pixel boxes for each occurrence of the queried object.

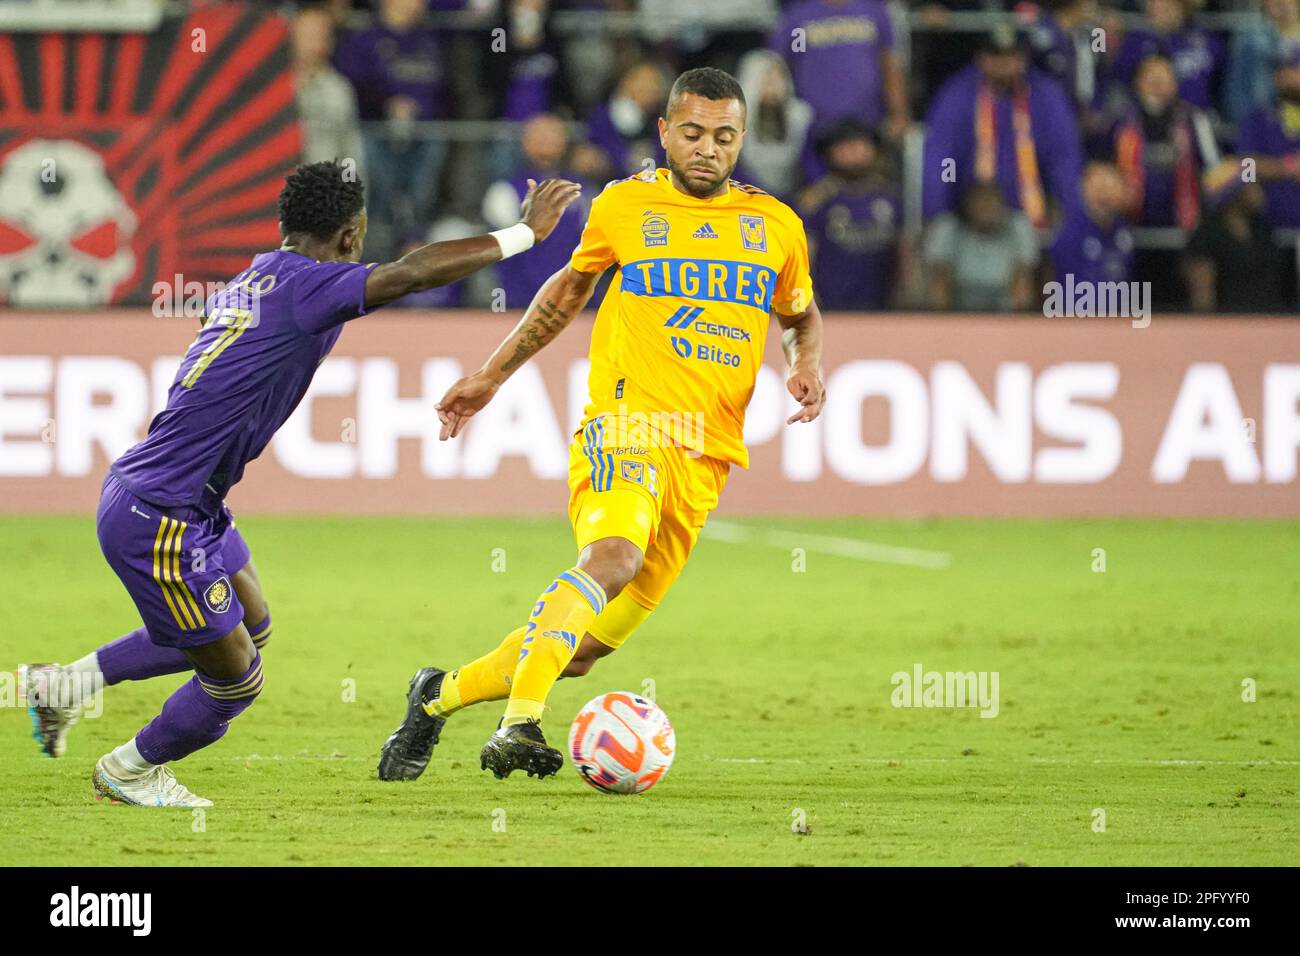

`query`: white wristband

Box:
[490,222,536,259]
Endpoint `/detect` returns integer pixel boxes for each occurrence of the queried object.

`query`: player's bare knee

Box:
[578,538,643,600]
[185,625,257,681]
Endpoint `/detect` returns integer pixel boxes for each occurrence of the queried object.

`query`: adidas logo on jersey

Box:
[692,223,719,239]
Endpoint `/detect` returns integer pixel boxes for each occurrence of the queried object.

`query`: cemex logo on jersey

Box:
[662,306,751,341]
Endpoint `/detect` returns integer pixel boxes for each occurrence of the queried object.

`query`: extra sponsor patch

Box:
[739,214,767,252]
[642,213,670,247]
[204,576,233,614]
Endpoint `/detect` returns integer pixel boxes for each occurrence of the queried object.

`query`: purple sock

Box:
[134,654,264,764]
[98,628,191,685]
[248,612,272,651]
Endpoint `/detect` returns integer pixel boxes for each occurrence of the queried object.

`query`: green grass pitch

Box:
[1,514,1296,866]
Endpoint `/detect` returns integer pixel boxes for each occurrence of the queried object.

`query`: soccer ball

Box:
[568,692,675,794]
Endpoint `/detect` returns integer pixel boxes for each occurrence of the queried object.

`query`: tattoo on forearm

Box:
[500,300,571,373]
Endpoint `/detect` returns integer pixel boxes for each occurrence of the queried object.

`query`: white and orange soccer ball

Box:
[568,692,675,794]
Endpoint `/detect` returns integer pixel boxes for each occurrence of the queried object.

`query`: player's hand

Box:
[521,178,582,243]
[785,367,825,424]
[436,371,500,440]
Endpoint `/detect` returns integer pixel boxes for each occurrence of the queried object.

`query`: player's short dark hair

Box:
[666,67,746,121]
[277,160,365,240]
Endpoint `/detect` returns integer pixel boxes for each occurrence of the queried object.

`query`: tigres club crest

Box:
[739,214,767,252]
[204,576,233,614]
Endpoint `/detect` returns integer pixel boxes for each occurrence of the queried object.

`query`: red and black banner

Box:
[0,3,302,306]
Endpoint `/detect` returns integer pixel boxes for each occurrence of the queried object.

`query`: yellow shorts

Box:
[567,414,730,650]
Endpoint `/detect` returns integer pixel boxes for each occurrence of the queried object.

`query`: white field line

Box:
[703,520,952,570]
[223,754,1300,767]
[703,756,1300,767]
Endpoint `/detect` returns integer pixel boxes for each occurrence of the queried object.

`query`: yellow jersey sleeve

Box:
[569,188,618,275]
[771,215,814,316]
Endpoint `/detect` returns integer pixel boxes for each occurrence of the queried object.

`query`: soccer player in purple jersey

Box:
[18,160,580,807]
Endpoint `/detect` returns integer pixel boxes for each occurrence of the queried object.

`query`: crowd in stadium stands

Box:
[283,0,1300,312]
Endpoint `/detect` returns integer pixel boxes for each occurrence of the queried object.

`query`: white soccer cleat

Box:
[93,755,213,808]
[19,663,82,758]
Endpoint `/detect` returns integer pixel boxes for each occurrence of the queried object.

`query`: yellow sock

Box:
[503,568,607,725]
[425,626,527,718]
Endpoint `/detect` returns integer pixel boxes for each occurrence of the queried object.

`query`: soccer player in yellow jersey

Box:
[378,68,826,781]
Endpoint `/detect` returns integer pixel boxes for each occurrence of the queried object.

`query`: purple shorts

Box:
[96,473,251,648]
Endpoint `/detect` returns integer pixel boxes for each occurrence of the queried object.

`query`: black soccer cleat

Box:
[479,720,564,780]
[376,667,447,781]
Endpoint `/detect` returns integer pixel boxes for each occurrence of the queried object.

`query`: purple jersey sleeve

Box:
[292,260,377,334]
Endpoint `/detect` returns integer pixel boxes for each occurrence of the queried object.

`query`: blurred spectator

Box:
[1106,0,1224,112]
[501,1,576,122]
[800,120,903,310]
[1112,53,1219,229]
[641,0,776,73]
[923,26,1083,226]
[1225,0,1300,123]
[913,1,999,117]
[336,0,447,120]
[555,1,625,119]
[1017,0,1100,114]
[586,60,668,176]
[335,0,449,254]
[1048,161,1135,283]
[735,50,814,195]
[1183,159,1288,311]
[293,5,364,167]
[768,0,909,139]
[924,181,1040,310]
[1236,42,1300,227]
[482,113,592,309]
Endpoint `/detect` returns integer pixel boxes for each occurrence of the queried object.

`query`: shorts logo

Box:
[739,214,767,252]
[642,214,670,247]
[204,577,233,614]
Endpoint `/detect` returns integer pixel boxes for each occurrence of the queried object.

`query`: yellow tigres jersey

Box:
[569,168,814,468]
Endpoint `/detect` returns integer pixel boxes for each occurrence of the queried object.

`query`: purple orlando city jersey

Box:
[111,250,376,510]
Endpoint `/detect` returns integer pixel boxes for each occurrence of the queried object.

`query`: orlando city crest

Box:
[739,215,767,252]
[204,576,233,614]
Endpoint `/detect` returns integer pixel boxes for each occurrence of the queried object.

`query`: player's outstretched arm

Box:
[777,299,826,424]
[362,178,582,309]
[436,265,603,440]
